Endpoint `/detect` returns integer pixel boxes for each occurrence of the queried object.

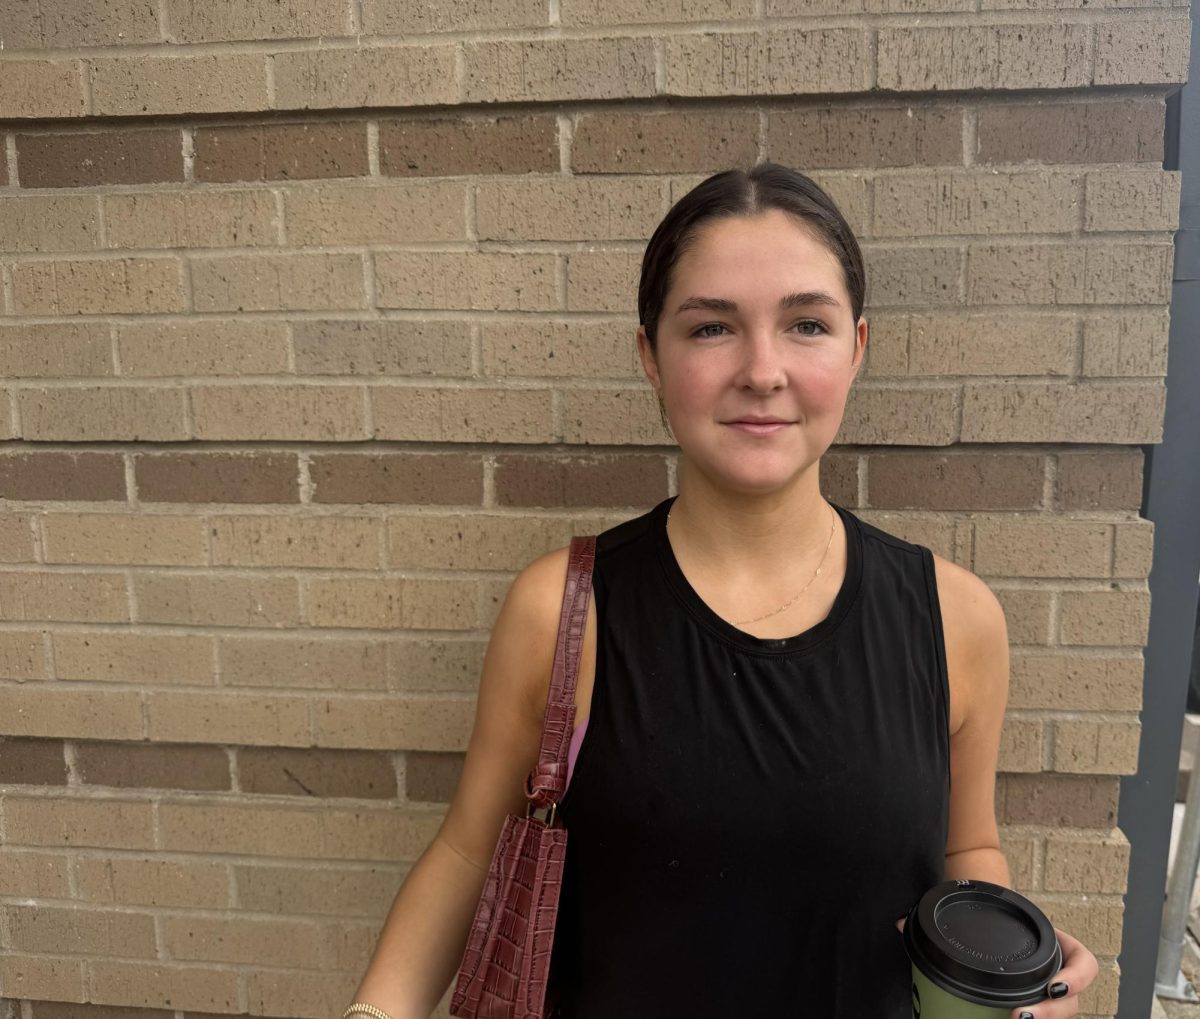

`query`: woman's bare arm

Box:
[348,546,576,1018]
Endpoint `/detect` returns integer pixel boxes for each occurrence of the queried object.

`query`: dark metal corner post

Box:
[1116,11,1200,1016]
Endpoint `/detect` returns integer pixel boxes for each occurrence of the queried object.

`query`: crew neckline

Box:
[653,494,863,656]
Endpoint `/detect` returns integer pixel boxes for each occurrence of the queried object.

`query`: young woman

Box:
[346,163,1100,1017]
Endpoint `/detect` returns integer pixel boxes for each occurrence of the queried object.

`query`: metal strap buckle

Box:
[526,800,558,827]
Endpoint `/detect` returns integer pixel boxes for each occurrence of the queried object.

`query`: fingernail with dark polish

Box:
[1048,981,1069,998]
[1019,1011,1035,1018]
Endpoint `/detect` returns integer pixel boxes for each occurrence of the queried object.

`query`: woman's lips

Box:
[725,421,792,435]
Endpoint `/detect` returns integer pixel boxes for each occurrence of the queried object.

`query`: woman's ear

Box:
[636,325,661,389]
[850,317,868,378]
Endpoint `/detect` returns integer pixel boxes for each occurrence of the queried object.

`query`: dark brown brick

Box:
[193,121,369,183]
[999,773,1119,828]
[34,1004,175,1019]
[238,747,397,799]
[820,450,858,507]
[1055,451,1144,511]
[406,751,465,803]
[494,453,669,508]
[0,737,67,785]
[0,451,125,502]
[976,98,1164,164]
[767,106,962,169]
[16,129,183,188]
[311,452,483,505]
[379,115,558,177]
[573,110,759,173]
[135,452,299,504]
[868,452,1045,510]
[74,741,230,792]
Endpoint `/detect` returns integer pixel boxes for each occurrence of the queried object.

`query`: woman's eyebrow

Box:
[675,290,841,313]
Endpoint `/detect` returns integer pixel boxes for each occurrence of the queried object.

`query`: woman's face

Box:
[637,208,868,497]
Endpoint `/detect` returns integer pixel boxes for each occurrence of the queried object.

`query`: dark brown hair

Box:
[637,162,866,353]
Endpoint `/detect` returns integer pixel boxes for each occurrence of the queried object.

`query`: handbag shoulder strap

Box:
[525,534,597,809]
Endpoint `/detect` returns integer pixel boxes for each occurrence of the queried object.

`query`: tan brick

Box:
[283,181,466,245]
[165,0,349,41]
[311,452,484,506]
[0,195,100,252]
[87,961,238,1013]
[967,242,1172,306]
[374,251,556,312]
[856,512,957,560]
[0,685,142,739]
[1059,589,1151,646]
[6,904,156,957]
[977,98,1165,165]
[364,0,547,32]
[0,631,48,681]
[3,796,155,849]
[0,571,129,623]
[306,576,477,630]
[385,513,596,571]
[999,773,1118,827]
[0,514,36,562]
[868,452,1044,511]
[974,517,1112,578]
[876,171,1080,239]
[1010,653,1142,711]
[53,631,213,685]
[77,856,229,909]
[997,581,1066,640]
[1044,829,1130,894]
[495,453,670,509]
[890,313,1076,377]
[191,384,369,441]
[1056,451,1144,512]
[1,0,160,47]
[148,692,309,746]
[1053,717,1140,774]
[664,29,870,96]
[134,573,301,628]
[1081,312,1170,378]
[42,513,208,566]
[12,257,184,315]
[481,319,638,380]
[246,970,359,1019]
[961,382,1166,444]
[840,387,960,445]
[1114,519,1155,578]
[15,128,183,187]
[372,386,555,443]
[329,922,381,970]
[0,60,85,119]
[0,323,112,378]
[565,249,640,313]
[464,36,655,102]
[273,46,457,110]
[996,828,1038,891]
[862,246,963,307]
[117,319,289,377]
[238,746,397,798]
[476,177,663,242]
[235,862,402,917]
[293,319,473,377]
[1085,169,1181,232]
[191,252,366,312]
[564,0,755,22]
[18,386,188,441]
[195,120,368,183]
[321,804,444,861]
[559,387,673,445]
[1095,15,1191,85]
[220,635,388,691]
[387,639,487,693]
[766,106,962,170]
[210,514,382,569]
[1039,898,1124,957]
[0,850,71,898]
[0,956,84,1002]
[314,696,474,752]
[76,741,230,791]
[998,717,1044,772]
[89,53,269,117]
[0,393,13,440]
[573,110,759,174]
[163,915,323,967]
[103,190,275,249]
[878,24,1092,91]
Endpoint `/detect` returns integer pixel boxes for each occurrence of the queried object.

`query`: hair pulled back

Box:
[637,162,866,353]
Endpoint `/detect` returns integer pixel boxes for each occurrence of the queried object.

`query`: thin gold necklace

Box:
[666,500,837,626]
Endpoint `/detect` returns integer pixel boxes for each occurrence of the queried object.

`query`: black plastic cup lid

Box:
[902,879,1063,1007]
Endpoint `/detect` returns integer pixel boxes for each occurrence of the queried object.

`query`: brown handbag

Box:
[450,535,597,1019]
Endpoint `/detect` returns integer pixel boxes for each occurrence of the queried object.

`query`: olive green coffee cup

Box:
[901,879,1063,1017]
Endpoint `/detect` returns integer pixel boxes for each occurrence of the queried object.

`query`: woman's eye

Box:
[692,323,727,338]
[794,320,826,336]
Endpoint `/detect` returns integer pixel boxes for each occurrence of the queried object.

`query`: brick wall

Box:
[0,3,1189,1017]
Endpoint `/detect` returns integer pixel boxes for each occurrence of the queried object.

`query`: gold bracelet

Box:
[343,1004,393,1019]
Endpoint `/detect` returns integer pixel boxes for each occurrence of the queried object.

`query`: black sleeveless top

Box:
[548,495,951,1017]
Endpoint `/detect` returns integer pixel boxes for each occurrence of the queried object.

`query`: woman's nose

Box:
[737,332,787,392]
